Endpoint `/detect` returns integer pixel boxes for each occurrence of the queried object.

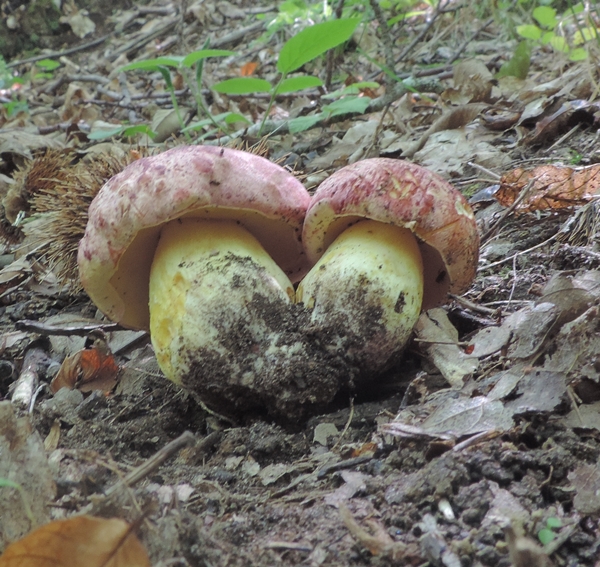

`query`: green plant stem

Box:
[258,75,285,136]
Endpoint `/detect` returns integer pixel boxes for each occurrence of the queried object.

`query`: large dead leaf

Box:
[443,59,493,104]
[414,308,478,387]
[0,516,150,567]
[495,164,600,213]
[568,464,600,515]
[504,370,567,414]
[421,395,514,436]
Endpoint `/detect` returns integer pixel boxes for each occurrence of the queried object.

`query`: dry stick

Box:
[467,161,502,181]
[7,34,112,68]
[108,17,180,61]
[330,398,355,452]
[395,0,450,65]
[478,233,558,272]
[10,345,51,410]
[479,179,535,244]
[449,293,498,316]
[448,17,494,64]
[16,319,123,335]
[368,0,397,80]
[87,432,196,516]
[103,431,196,498]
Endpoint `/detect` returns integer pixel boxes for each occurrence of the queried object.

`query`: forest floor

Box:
[2,1,600,566]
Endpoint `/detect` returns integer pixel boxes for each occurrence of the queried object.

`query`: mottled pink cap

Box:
[302,158,479,310]
[78,145,311,330]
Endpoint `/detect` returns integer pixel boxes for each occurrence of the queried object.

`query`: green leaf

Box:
[156,67,174,90]
[212,78,272,94]
[573,27,597,45]
[496,41,531,79]
[225,112,251,124]
[569,47,588,61]
[388,10,426,25]
[277,18,360,74]
[566,2,585,16]
[119,57,184,72]
[322,81,380,99]
[88,124,157,140]
[549,35,569,53]
[182,111,249,133]
[182,49,235,68]
[289,114,324,133]
[538,528,555,546]
[276,76,323,94]
[546,517,562,529]
[36,59,60,71]
[517,24,542,40]
[323,96,371,117]
[87,125,126,140]
[541,31,555,45]
[121,125,156,139]
[533,6,557,29]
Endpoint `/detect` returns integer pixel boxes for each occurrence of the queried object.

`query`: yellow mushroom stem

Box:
[297,219,424,368]
[149,218,294,384]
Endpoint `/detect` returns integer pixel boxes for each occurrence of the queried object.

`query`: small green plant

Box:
[538,516,562,545]
[87,123,158,141]
[0,55,29,118]
[113,15,361,139]
[33,58,60,80]
[118,48,240,141]
[569,148,583,165]
[212,18,360,134]
[258,0,333,37]
[517,3,593,61]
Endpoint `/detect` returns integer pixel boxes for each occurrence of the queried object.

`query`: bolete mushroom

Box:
[78,145,311,414]
[297,158,479,372]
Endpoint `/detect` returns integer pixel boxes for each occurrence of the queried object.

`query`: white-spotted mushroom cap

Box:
[78,145,311,330]
[302,158,479,310]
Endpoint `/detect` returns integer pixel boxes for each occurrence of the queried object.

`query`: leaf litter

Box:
[3,0,600,566]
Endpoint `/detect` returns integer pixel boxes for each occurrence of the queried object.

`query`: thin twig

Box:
[478,233,558,272]
[330,398,355,452]
[480,180,535,243]
[396,0,450,65]
[368,0,396,81]
[104,431,196,499]
[16,319,124,335]
[7,34,112,68]
[449,17,494,63]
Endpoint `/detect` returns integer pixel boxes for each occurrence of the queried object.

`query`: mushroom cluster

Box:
[78,147,479,421]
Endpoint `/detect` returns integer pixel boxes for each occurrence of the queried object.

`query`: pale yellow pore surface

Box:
[297,220,424,355]
[149,219,294,383]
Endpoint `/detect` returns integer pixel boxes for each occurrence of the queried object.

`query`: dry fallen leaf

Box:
[51,337,119,394]
[414,308,478,387]
[568,463,600,515]
[495,164,600,212]
[0,515,150,567]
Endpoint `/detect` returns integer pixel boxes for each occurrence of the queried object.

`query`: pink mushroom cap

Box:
[302,158,479,310]
[78,145,311,330]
